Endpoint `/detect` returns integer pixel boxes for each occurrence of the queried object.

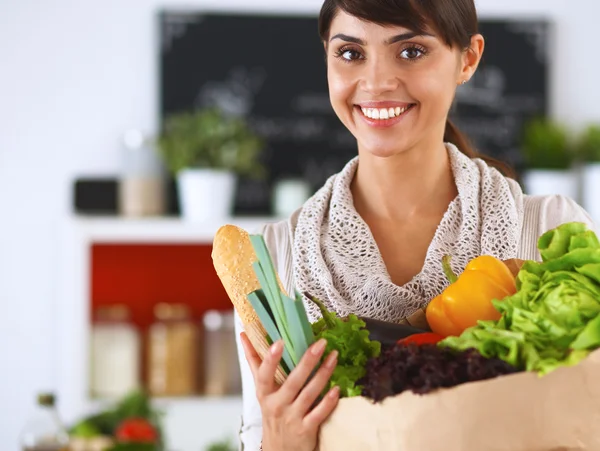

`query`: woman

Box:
[235,0,597,450]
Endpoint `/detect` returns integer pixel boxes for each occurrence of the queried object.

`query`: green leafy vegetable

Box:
[247,235,381,397]
[307,294,381,397]
[441,222,600,375]
[247,235,315,372]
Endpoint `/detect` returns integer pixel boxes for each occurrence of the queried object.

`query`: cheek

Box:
[409,66,457,112]
[327,67,355,115]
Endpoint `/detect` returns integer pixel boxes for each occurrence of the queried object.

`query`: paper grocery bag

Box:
[317,348,600,451]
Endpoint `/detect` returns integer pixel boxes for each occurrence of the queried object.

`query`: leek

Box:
[247,235,315,372]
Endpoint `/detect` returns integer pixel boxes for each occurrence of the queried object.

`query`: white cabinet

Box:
[56,216,277,450]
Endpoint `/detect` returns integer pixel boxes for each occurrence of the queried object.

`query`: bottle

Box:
[20,393,70,451]
[90,305,141,399]
[147,303,200,396]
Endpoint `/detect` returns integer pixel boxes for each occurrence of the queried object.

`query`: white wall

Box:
[0,0,599,449]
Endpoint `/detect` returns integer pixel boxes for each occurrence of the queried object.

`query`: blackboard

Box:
[160,12,549,215]
[451,20,550,173]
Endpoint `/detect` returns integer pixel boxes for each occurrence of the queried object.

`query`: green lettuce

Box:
[441,222,600,375]
[309,295,381,397]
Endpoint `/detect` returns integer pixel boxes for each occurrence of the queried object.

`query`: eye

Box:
[399,45,427,61]
[334,47,364,63]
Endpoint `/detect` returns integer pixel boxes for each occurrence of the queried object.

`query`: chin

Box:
[358,138,413,159]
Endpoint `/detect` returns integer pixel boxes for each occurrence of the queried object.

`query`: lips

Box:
[355,103,416,128]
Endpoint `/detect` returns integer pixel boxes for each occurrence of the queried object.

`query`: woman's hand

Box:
[240,332,340,451]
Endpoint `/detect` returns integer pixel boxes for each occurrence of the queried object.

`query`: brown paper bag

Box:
[318,348,600,451]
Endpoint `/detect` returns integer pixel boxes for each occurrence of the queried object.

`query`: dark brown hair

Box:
[318,0,514,177]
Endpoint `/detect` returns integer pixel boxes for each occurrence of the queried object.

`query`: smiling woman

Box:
[233,1,599,451]
[321,0,483,165]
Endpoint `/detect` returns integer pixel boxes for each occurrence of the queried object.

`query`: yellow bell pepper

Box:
[426,255,517,337]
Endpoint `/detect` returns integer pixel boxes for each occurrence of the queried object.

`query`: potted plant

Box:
[577,124,600,222]
[156,108,265,222]
[520,117,576,199]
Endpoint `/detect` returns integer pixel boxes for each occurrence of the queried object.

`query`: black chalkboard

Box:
[451,20,550,172]
[160,12,549,215]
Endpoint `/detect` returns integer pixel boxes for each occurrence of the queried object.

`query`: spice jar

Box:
[147,303,200,396]
[90,305,140,399]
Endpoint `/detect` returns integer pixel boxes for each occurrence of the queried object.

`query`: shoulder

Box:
[524,194,598,233]
[260,207,300,251]
[519,193,598,261]
[257,209,300,295]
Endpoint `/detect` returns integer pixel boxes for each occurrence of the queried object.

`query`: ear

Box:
[458,34,484,84]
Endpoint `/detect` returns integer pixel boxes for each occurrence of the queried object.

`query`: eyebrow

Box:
[329,31,432,45]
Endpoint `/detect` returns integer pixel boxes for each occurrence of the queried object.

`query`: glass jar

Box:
[202,310,241,396]
[20,393,70,451]
[90,305,141,399]
[118,129,166,217]
[272,178,311,218]
[147,303,199,396]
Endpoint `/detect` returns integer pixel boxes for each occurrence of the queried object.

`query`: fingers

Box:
[292,350,338,415]
[240,332,261,377]
[279,338,328,404]
[255,340,284,399]
[303,385,340,429]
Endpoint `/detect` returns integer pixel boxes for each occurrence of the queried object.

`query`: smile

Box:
[355,103,416,127]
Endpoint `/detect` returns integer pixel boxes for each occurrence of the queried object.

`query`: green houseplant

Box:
[578,124,600,223]
[576,124,600,163]
[520,117,577,199]
[156,108,265,221]
[521,117,572,170]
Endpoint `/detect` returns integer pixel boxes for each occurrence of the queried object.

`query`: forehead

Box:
[329,9,435,39]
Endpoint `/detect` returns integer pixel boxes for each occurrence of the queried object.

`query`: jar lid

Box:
[95,304,130,322]
[154,303,190,321]
[37,393,55,407]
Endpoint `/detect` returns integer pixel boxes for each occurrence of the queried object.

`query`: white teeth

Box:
[360,105,412,120]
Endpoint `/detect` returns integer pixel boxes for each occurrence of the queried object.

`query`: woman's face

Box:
[325,10,482,159]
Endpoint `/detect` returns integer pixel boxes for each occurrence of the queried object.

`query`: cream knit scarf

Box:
[292,143,524,323]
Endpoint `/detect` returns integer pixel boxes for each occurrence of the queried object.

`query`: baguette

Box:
[212,224,287,384]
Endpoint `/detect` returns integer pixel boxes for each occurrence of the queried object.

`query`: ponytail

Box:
[444,119,516,179]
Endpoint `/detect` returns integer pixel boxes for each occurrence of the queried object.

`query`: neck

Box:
[351,141,457,222]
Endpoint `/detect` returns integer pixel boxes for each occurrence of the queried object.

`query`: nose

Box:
[359,58,401,96]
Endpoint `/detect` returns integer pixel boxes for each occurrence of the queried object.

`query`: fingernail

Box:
[270,340,283,356]
[311,338,327,356]
[328,386,340,398]
[325,350,338,368]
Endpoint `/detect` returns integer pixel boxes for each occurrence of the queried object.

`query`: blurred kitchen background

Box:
[1,0,600,450]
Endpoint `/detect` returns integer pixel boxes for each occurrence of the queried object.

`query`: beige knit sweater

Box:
[234,189,597,451]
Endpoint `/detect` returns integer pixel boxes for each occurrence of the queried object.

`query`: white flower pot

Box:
[582,163,600,223]
[522,169,578,200]
[177,169,236,222]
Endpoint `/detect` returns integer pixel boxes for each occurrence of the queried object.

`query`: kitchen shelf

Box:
[56,215,279,450]
[68,214,283,243]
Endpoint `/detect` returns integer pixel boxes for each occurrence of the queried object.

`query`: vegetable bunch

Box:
[360,344,518,402]
[247,235,380,397]
[308,294,381,397]
[442,222,600,375]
